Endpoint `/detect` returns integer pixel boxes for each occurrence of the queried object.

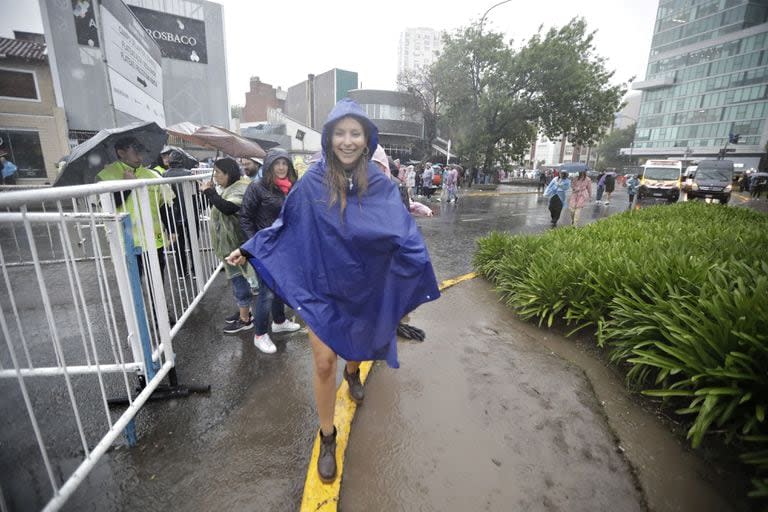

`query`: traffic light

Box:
[729,133,741,144]
[718,148,736,159]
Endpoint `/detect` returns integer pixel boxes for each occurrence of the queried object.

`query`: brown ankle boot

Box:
[344,366,364,404]
[318,427,337,483]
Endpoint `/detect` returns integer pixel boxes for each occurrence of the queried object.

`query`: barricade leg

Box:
[124,419,138,448]
[107,215,210,409]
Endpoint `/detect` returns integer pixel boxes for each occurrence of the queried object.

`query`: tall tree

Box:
[397,65,441,160]
[595,124,636,170]
[434,18,627,172]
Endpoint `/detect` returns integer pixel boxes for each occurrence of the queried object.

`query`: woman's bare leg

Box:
[308,328,337,435]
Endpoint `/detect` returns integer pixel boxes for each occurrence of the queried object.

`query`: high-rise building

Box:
[397,27,444,78]
[630,1,768,168]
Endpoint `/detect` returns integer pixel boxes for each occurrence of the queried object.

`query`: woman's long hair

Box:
[323,116,370,215]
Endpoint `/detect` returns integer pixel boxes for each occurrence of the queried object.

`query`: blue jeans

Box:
[230,274,254,309]
[254,274,286,335]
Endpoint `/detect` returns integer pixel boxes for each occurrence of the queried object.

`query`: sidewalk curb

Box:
[299,272,478,511]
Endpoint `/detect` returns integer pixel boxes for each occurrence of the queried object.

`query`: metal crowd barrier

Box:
[0,174,220,511]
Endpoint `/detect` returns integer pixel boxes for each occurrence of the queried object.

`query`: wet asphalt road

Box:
[2,185,758,511]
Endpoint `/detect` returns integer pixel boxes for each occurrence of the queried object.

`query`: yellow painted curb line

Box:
[438,271,478,290]
[299,271,478,511]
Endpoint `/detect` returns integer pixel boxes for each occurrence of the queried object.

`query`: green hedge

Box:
[473,202,768,496]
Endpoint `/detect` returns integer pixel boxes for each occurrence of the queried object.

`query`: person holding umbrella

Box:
[96,136,175,276]
[200,158,254,333]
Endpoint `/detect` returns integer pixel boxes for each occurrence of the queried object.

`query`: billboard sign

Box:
[71,0,100,47]
[129,6,208,64]
[100,1,164,124]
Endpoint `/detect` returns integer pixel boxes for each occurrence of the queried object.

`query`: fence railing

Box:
[0,173,220,511]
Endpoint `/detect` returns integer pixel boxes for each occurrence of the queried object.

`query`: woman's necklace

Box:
[344,169,354,190]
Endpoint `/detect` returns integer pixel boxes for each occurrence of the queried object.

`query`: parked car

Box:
[687,160,733,204]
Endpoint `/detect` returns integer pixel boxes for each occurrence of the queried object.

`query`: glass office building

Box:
[631,0,768,168]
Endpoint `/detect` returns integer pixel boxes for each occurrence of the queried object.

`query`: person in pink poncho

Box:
[568,171,592,226]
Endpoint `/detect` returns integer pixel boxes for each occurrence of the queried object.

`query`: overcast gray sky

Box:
[3,0,658,107]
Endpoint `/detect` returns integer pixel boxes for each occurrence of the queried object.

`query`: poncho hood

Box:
[320,98,379,164]
[262,148,295,176]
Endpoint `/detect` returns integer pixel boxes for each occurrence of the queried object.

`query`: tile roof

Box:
[0,37,47,62]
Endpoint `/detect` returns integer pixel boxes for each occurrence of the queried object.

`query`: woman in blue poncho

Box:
[227,98,439,482]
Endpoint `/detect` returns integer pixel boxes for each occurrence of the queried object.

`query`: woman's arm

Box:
[202,187,240,215]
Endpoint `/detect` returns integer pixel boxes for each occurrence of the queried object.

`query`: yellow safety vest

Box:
[97,161,175,250]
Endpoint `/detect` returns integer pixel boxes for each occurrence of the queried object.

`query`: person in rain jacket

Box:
[200,158,254,333]
[567,171,592,226]
[97,136,175,276]
[544,171,571,227]
[595,171,606,203]
[444,166,459,203]
[422,164,435,200]
[226,98,439,483]
[0,152,18,185]
[163,150,195,276]
[237,148,301,352]
[603,171,616,204]
[626,174,639,207]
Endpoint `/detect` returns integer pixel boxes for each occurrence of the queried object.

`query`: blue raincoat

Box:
[241,99,439,367]
[544,177,571,204]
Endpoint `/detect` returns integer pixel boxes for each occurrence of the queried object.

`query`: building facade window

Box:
[0,67,40,101]
[360,103,422,123]
[0,129,46,178]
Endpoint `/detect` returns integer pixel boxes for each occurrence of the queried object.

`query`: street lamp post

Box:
[479,0,513,33]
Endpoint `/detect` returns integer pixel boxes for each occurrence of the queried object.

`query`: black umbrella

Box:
[53,122,168,186]
[161,145,199,170]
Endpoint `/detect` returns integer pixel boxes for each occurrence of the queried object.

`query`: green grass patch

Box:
[474,202,768,496]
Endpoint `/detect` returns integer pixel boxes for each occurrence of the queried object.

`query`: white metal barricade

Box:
[0,174,221,511]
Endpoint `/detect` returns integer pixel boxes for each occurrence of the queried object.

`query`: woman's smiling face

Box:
[332,116,366,169]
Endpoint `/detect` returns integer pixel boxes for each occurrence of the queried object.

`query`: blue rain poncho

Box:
[241,99,439,367]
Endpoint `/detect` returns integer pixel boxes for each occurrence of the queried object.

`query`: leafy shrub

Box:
[473,202,768,495]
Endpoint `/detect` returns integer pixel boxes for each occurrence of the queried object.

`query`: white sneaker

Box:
[272,319,301,333]
[253,333,277,354]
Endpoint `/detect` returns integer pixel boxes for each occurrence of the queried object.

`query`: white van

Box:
[639,160,682,202]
